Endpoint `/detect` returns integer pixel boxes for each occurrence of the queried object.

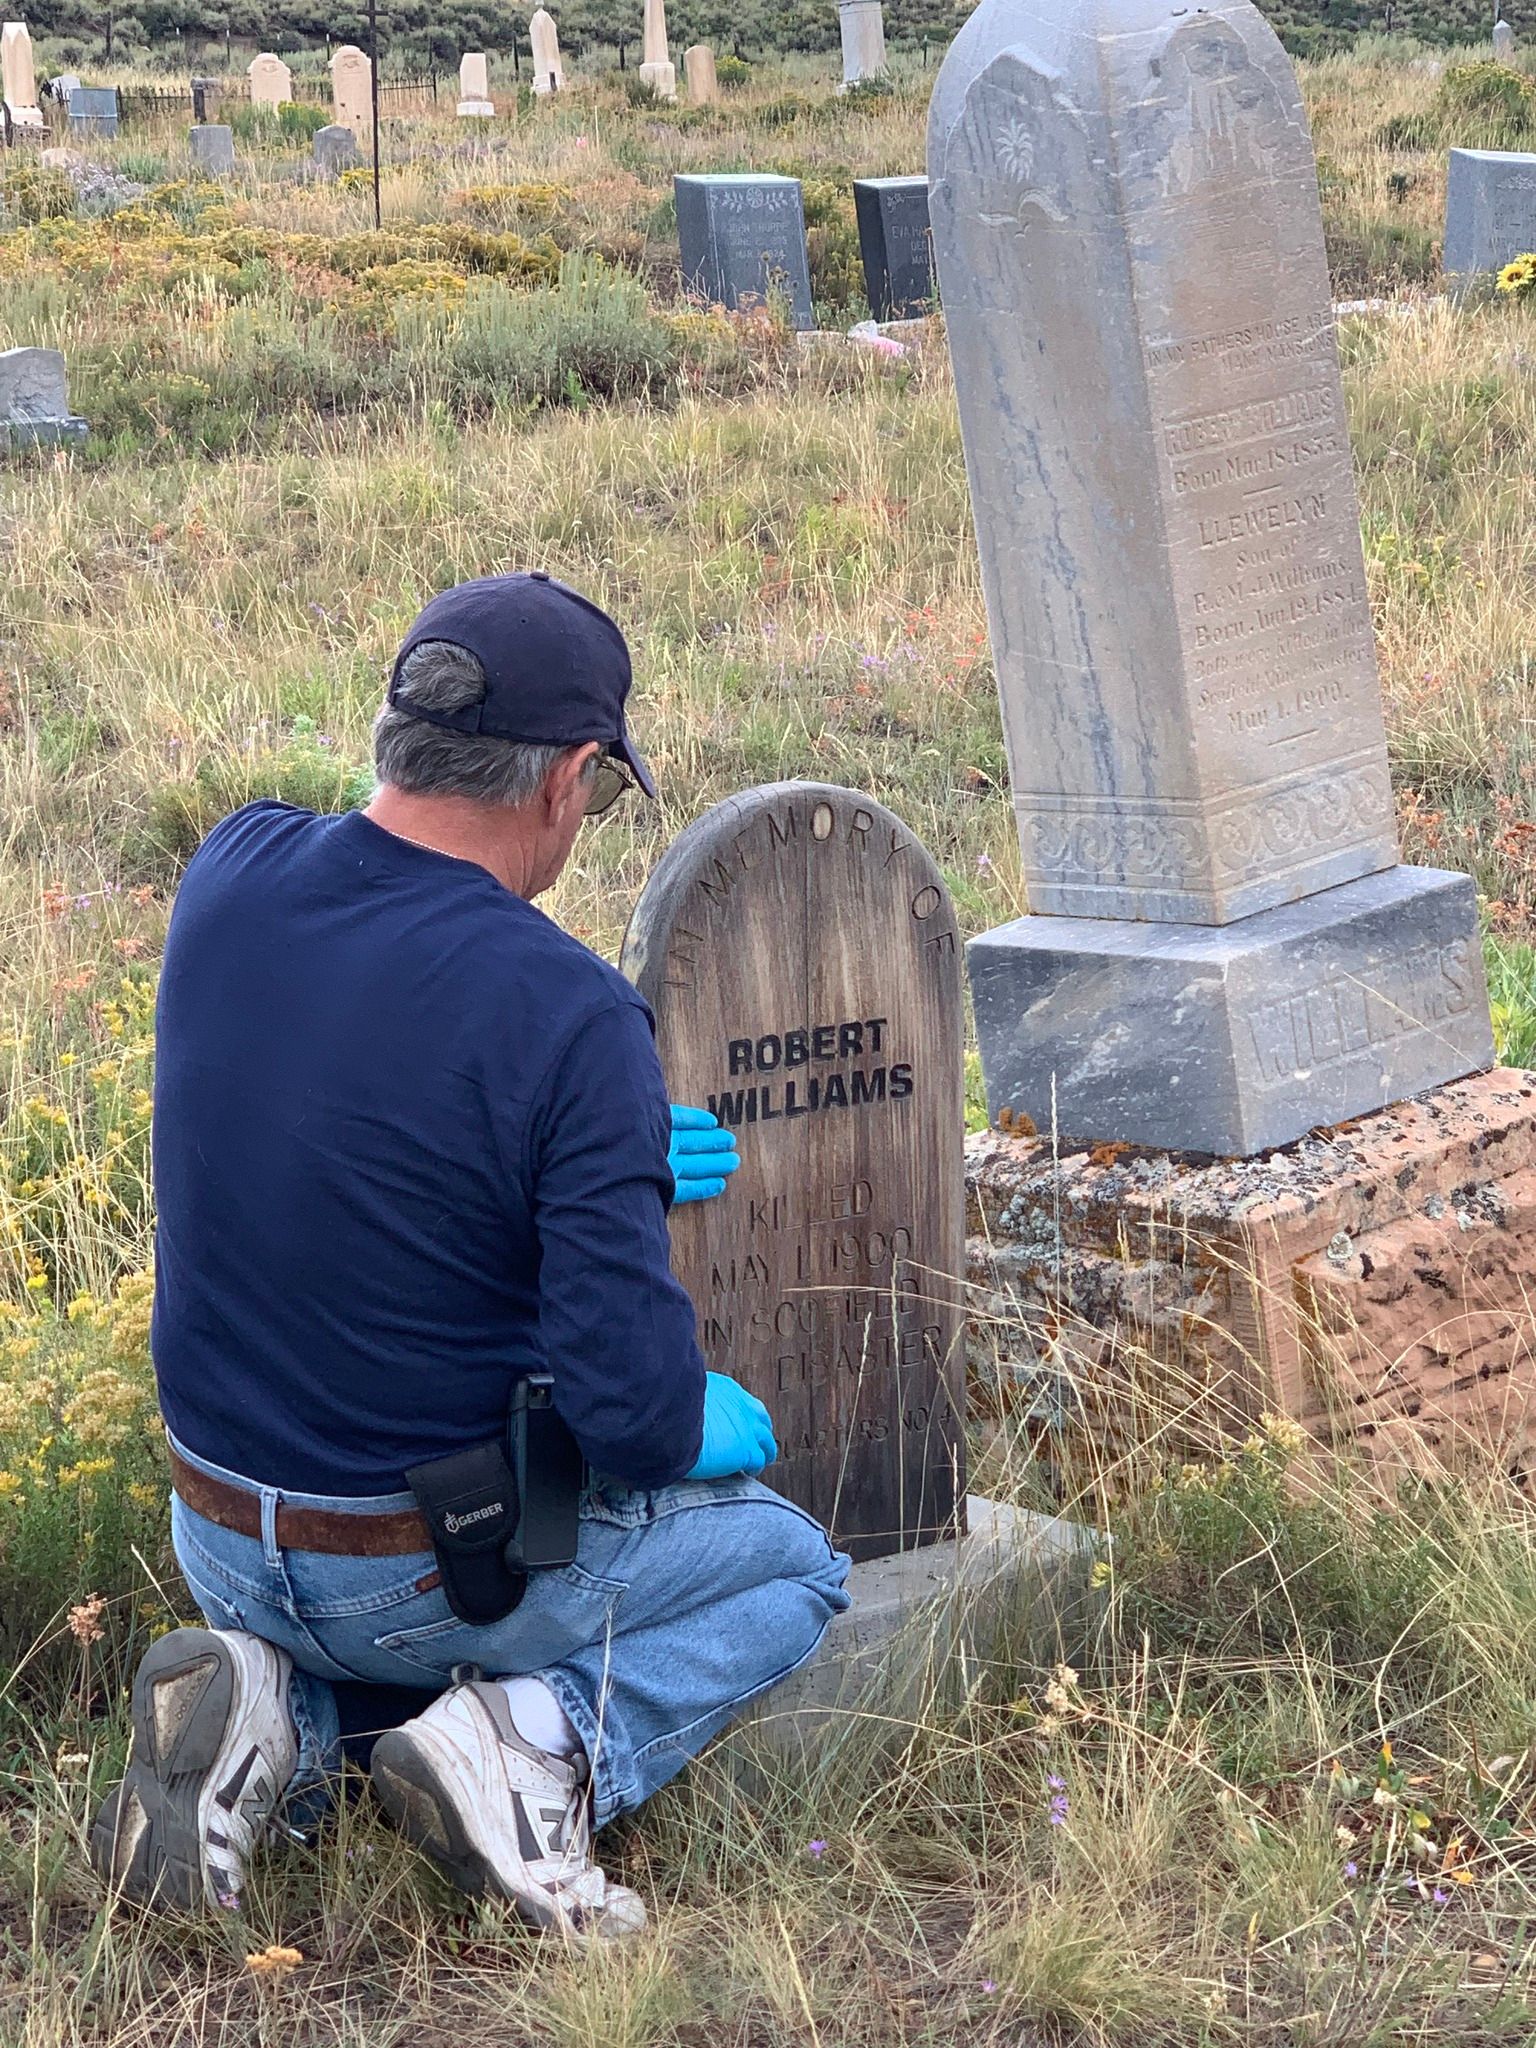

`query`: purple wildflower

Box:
[980,1980,997,1995]
[1433,1887,1450,1906]
[1048,1792,1069,1828]
[1047,1774,1066,1791]
[807,1839,826,1861]
[977,853,993,871]
[1345,1861,1358,1879]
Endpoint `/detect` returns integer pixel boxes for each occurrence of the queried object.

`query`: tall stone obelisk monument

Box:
[928,0,1494,1156]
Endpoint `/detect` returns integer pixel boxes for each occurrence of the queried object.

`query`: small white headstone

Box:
[2,21,42,127]
[684,44,718,104]
[457,49,493,116]
[247,52,292,109]
[529,8,564,94]
[1495,19,1517,59]
[329,43,371,138]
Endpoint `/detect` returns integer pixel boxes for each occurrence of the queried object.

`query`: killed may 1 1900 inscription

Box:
[621,782,966,1562]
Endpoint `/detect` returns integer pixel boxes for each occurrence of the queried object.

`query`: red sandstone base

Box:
[965,1069,1536,1481]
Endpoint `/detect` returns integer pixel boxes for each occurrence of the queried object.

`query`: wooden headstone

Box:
[622,782,967,1562]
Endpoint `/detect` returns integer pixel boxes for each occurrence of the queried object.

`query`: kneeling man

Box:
[93,572,851,1938]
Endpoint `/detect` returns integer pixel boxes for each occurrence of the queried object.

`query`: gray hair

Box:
[373,640,590,808]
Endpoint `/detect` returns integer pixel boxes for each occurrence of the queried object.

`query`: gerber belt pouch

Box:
[405,1376,583,1625]
[405,1438,525,1626]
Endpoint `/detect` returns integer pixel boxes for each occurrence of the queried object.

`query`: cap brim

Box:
[611,733,657,800]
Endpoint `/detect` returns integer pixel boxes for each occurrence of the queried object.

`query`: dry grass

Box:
[5,32,1536,2046]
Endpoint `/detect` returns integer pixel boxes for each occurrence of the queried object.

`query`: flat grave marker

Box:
[622,782,967,1562]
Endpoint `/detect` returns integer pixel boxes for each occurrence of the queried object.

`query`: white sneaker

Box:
[371,1681,647,1941]
[90,1627,298,1911]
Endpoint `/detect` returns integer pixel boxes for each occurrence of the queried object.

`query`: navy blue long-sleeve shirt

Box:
[151,800,706,1495]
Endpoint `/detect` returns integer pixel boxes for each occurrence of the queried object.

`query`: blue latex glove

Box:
[686,1372,778,1480]
[668,1104,740,1204]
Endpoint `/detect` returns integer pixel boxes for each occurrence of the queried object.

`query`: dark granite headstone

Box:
[674,174,815,331]
[67,85,118,138]
[854,176,934,320]
[622,782,967,1562]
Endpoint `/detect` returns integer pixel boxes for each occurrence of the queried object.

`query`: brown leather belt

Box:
[169,1447,433,1558]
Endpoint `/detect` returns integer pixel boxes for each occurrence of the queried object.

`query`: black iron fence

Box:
[85,73,444,129]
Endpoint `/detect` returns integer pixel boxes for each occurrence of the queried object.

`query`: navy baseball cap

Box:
[388,571,656,798]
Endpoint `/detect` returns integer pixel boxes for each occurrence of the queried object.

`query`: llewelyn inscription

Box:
[621,783,966,1561]
[928,0,1398,924]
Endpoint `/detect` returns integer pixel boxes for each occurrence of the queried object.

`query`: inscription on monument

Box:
[928,4,1398,923]
[1445,149,1536,277]
[854,176,934,320]
[622,783,965,1561]
[674,175,815,331]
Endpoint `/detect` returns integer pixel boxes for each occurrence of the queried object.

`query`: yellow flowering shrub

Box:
[451,180,572,224]
[0,972,156,1303]
[0,1266,173,1660]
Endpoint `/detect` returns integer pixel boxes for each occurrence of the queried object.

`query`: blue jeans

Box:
[168,1436,852,1828]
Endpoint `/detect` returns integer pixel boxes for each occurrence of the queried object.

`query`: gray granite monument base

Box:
[3,416,88,448]
[969,865,1495,1158]
[728,1497,1099,1760]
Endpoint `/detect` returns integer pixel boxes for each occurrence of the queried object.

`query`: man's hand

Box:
[686,1372,778,1480]
[668,1105,740,1205]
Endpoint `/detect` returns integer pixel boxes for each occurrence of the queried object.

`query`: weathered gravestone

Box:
[247,52,292,109]
[839,0,888,84]
[621,783,966,1562]
[189,123,234,175]
[330,44,371,138]
[675,174,815,330]
[189,75,219,123]
[458,51,493,117]
[684,43,718,104]
[1445,148,1536,277]
[67,84,117,137]
[0,346,87,446]
[530,7,564,93]
[928,0,1493,1155]
[854,176,934,319]
[312,123,359,175]
[1495,18,1517,60]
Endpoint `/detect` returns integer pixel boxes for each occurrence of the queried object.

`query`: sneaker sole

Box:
[89,1629,243,1909]
[369,1729,562,1933]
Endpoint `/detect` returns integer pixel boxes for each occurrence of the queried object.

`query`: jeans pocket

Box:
[372,1560,627,1681]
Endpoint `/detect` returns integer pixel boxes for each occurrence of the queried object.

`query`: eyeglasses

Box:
[584,756,635,817]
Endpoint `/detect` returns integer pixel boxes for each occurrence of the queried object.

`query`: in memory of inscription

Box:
[622,782,966,1562]
[927,0,1399,924]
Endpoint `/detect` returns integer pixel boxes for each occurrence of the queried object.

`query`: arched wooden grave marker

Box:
[622,782,967,1562]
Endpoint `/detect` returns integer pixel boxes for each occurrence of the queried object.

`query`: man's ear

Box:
[545,741,601,820]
